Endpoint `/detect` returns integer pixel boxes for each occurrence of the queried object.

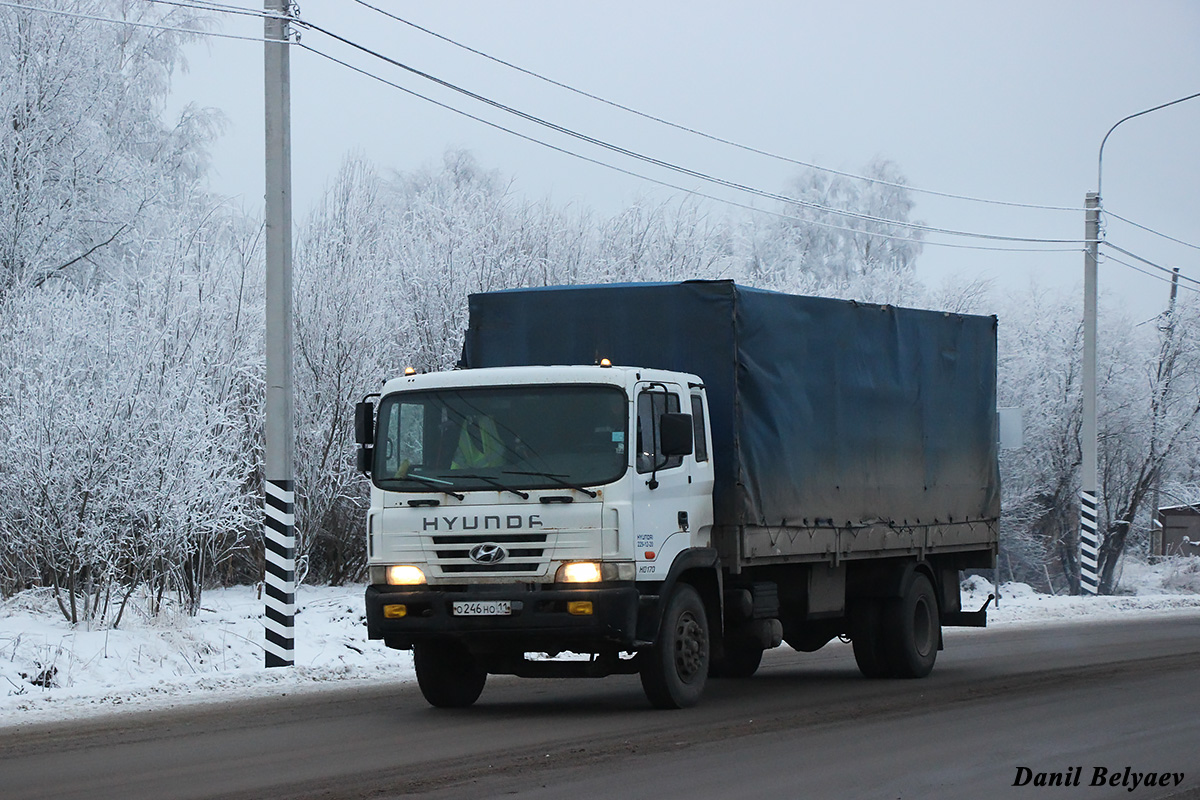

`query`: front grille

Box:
[440,563,539,573]
[434,548,543,559]
[430,533,546,545]
[426,532,548,575]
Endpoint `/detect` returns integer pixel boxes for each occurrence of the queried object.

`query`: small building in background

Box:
[1154,505,1200,558]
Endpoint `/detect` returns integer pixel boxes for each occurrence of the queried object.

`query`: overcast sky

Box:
[167,1,1200,318]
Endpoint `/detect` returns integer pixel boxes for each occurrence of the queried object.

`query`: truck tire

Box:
[709,640,763,679]
[413,640,487,708]
[640,583,710,708]
[849,600,891,679]
[880,573,939,678]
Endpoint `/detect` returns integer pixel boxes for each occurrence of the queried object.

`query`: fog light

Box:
[567,601,594,616]
[383,604,407,618]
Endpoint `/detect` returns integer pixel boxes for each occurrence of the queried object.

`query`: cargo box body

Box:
[462,280,999,566]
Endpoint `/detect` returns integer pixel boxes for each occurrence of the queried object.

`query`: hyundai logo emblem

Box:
[469,543,508,564]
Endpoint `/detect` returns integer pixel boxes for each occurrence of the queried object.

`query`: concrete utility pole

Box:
[1082,90,1200,596]
[1079,193,1100,595]
[1149,267,1181,560]
[263,0,296,668]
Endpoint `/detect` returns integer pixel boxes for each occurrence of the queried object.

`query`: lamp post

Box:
[1080,90,1200,595]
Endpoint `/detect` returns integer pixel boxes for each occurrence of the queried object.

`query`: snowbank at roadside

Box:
[962,558,1200,624]
[3,558,1199,728]
[0,585,411,728]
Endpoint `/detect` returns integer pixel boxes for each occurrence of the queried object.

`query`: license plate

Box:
[453,600,512,616]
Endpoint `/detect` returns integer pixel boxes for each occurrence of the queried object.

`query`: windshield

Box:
[372,384,628,493]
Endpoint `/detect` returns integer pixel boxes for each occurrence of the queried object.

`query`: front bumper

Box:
[365,582,641,651]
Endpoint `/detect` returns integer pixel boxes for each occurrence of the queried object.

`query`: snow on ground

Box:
[2,558,1199,729]
[0,584,413,729]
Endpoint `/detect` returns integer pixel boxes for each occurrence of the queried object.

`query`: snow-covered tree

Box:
[0,198,262,620]
[590,197,733,285]
[0,0,217,299]
[293,157,399,584]
[1096,290,1200,592]
[0,1,258,620]
[741,159,923,302]
[992,280,1200,594]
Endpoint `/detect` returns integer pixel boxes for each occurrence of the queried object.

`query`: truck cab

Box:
[360,363,719,708]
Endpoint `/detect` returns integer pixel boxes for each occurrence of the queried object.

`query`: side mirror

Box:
[659,413,694,457]
[354,401,375,446]
[355,400,375,476]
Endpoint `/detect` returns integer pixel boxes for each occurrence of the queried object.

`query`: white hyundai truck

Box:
[358,281,998,709]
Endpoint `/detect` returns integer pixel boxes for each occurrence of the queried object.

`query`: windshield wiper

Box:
[447,473,530,500]
[381,472,464,501]
[503,470,598,498]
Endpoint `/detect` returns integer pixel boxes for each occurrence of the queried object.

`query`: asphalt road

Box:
[2,614,1199,800]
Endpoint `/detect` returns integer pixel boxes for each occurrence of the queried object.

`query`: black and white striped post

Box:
[1079,490,1100,595]
[263,480,295,666]
[264,0,296,666]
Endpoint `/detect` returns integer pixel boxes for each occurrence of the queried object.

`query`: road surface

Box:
[2,614,1198,799]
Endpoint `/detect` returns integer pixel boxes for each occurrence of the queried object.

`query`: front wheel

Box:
[641,583,710,708]
[413,640,487,708]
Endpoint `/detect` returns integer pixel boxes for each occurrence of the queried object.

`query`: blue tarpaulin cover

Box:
[463,280,1000,531]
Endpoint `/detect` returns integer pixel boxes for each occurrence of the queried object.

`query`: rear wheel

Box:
[849,599,891,679]
[413,640,487,708]
[641,583,710,708]
[881,573,939,678]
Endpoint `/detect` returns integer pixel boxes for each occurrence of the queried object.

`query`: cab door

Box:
[631,382,694,580]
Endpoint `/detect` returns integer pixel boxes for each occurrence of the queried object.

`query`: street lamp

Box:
[1096,91,1200,200]
[1079,90,1200,595]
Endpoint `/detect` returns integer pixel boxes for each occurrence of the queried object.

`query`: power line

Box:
[0,0,272,42]
[297,42,1082,256]
[12,0,1105,257]
[1103,253,1200,296]
[295,17,1084,247]
[1102,242,1200,287]
[1102,208,1200,252]
[0,0,1083,255]
[10,0,1087,250]
[140,0,284,22]
[350,0,1081,214]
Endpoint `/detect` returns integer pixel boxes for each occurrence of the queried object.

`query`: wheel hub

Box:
[674,611,707,681]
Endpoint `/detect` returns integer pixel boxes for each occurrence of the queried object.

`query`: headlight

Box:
[555,561,635,583]
[369,565,426,585]
[558,561,603,583]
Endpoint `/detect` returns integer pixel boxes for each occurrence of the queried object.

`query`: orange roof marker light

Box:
[599,358,612,368]
[404,367,417,376]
